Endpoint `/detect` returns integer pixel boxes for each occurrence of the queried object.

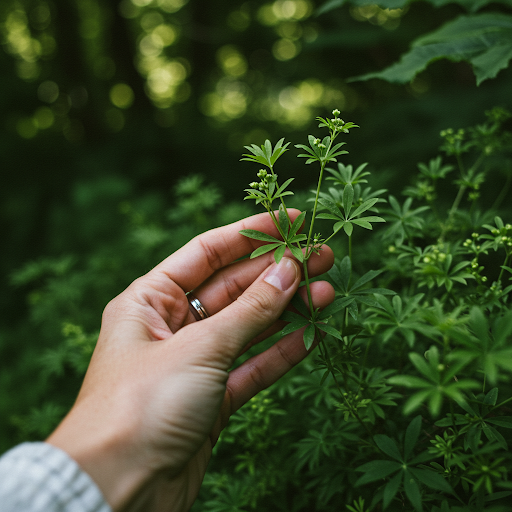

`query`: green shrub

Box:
[193,106,512,512]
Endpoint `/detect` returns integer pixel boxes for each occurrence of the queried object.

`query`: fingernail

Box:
[264,257,299,291]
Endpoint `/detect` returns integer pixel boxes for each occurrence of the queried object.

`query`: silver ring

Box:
[188,294,209,321]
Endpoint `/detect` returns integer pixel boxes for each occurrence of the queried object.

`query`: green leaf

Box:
[278,204,288,235]
[264,139,272,159]
[351,219,373,230]
[482,423,508,449]
[319,296,355,318]
[280,310,304,323]
[404,416,422,461]
[318,197,343,218]
[383,471,403,509]
[274,244,286,263]
[289,244,304,262]
[351,198,380,218]
[239,229,281,243]
[303,323,316,350]
[484,387,499,406]
[351,269,383,292]
[250,243,282,258]
[486,417,512,428]
[338,256,352,291]
[343,222,354,236]
[290,292,311,317]
[315,322,343,339]
[280,317,310,337]
[316,213,342,221]
[403,389,433,415]
[276,177,295,197]
[289,211,306,239]
[343,183,354,217]
[374,434,402,462]
[349,13,512,86]
[403,472,422,512]
[388,375,431,388]
[289,234,307,243]
[467,423,482,452]
[355,460,402,485]
[409,468,453,493]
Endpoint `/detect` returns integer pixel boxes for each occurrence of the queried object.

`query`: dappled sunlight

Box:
[350,4,407,30]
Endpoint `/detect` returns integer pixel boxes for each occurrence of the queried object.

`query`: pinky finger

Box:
[225,313,323,414]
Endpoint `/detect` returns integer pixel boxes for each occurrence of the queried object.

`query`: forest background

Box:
[1,0,512,510]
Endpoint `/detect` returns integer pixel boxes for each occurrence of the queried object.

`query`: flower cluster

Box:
[249,169,278,193]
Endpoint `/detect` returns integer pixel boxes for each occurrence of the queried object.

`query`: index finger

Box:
[151,209,303,293]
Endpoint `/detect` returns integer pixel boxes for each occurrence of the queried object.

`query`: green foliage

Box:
[319,0,512,86]
[352,13,512,86]
[5,104,512,511]
[198,107,512,511]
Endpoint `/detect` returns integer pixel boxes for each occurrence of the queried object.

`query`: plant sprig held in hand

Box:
[239,110,382,353]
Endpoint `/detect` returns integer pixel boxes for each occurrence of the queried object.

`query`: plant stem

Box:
[448,184,467,218]
[305,161,326,261]
[497,252,511,283]
[320,336,373,436]
[302,132,338,316]
[269,164,293,229]
[303,262,315,315]
[492,394,512,412]
[267,206,286,240]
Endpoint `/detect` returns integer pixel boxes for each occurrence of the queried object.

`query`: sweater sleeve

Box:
[0,442,111,512]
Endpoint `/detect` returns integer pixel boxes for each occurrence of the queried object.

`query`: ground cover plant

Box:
[191,107,512,512]
[9,106,512,511]
[6,106,512,511]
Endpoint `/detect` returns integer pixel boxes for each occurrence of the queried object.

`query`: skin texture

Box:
[47,210,335,511]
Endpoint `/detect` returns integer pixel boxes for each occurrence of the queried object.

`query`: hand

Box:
[47,210,335,511]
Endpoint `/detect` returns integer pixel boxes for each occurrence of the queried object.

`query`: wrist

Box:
[47,398,154,511]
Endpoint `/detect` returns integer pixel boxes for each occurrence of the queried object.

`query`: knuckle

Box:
[275,340,296,369]
[246,358,269,391]
[236,286,278,321]
[196,236,227,273]
[221,272,247,303]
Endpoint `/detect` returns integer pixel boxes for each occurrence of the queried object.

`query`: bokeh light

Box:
[350,4,407,30]
[110,83,135,109]
[272,38,300,61]
[37,80,60,103]
[217,45,248,78]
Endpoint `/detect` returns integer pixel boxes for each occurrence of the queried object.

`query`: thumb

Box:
[197,257,301,360]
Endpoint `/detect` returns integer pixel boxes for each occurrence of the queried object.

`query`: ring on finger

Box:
[187,293,209,321]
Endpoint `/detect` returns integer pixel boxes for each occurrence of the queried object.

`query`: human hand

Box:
[47,210,335,511]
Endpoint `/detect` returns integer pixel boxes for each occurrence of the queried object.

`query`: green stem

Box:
[492,394,512,412]
[267,205,286,240]
[497,252,511,283]
[448,184,467,218]
[303,261,315,316]
[269,164,293,229]
[492,167,512,211]
[302,133,338,316]
[450,152,485,216]
[320,336,373,437]
[305,129,339,261]
[305,161,326,261]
